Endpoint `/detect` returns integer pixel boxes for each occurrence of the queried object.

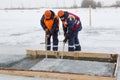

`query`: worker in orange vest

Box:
[40,10,59,51]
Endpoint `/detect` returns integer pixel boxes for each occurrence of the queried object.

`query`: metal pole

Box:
[11,0,12,8]
[45,36,48,58]
[61,42,65,59]
[89,5,92,27]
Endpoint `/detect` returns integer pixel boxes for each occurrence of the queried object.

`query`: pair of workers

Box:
[40,10,82,51]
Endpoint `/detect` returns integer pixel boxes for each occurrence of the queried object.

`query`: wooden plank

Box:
[26,50,37,59]
[113,55,119,76]
[36,50,59,58]
[59,51,116,59]
[26,50,117,60]
[0,69,116,80]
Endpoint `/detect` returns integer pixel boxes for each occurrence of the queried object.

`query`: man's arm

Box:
[40,15,47,30]
[50,18,59,34]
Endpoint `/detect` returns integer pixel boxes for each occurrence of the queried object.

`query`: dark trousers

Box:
[68,31,81,51]
[45,31,58,51]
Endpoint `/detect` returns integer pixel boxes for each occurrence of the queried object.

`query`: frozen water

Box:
[0,8,120,80]
[31,58,115,76]
[0,54,26,67]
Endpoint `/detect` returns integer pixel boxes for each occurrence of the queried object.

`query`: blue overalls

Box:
[62,12,82,51]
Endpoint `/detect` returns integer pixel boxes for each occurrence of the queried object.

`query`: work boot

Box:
[46,46,51,50]
[75,46,81,51]
[53,47,58,51]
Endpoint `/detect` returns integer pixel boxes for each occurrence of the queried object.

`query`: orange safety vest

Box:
[44,15,59,31]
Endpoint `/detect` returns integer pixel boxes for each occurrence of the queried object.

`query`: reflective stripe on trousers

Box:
[46,45,51,50]
[68,45,74,51]
[53,45,58,51]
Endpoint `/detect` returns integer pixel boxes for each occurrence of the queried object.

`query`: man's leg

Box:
[74,31,81,51]
[46,36,51,50]
[52,32,58,51]
[68,36,74,51]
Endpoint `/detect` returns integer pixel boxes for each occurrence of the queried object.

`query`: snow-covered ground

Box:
[0,8,120,79]
[0,8,120,54]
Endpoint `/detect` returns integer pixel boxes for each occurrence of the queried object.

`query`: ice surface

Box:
[0,54,26,67]
[31,58,115,76]
[0,8,120,80]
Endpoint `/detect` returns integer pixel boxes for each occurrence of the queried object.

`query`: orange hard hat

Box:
[44,10,51,19]
[58,10,64,17]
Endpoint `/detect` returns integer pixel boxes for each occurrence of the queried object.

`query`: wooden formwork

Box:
[0,50,119,80]
[0,68,116,80]
[26,50,117,62]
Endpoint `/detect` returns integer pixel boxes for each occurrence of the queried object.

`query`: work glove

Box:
[45,28,48,32]
[45,29,50,38]
[45,28,50,35]
[45,34,50,38]
[63,37,67,43]
[46,31,50,35]
[55,27,59,31]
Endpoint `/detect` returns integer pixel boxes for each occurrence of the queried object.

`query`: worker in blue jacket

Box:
[40,10,59,51]
[58,10,82,51]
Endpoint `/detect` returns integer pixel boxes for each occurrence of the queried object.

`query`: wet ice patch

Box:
[0,54,26,67]
[30,58,115,76]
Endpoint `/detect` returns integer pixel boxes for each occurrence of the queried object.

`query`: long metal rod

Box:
[61,42,65,59]
[45,36,48,58]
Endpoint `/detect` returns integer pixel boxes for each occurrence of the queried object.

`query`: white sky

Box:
[0,0,119,9]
